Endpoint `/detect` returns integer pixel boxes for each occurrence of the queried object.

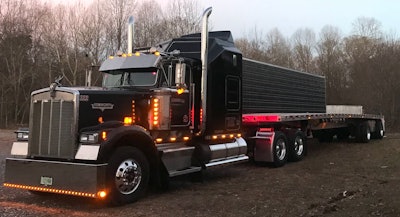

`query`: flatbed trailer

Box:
[241,112,384,166]
[3,7,385,205]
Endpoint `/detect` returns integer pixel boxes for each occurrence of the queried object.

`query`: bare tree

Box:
[316,25,346,104]
[101,0,137,54]
[291,28,316,73]
[160,0,201,40]
[265,28,293,67]
[134,0,162,47]
[352,17,382,39]
[0,0,49,126]
[235,26,268,61]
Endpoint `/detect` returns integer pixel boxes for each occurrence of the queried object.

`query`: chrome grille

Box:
[29,91,76,159]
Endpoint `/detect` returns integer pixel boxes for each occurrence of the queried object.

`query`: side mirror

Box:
[175,63,186,87]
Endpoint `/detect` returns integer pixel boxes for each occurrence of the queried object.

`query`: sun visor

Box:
[99,54,160,72]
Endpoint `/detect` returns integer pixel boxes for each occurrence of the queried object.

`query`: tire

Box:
[107,146,149,205]
[336,128,350,141]
[372,121,384,139]
[313,130,333,143]
[272,132,288,167]
[356,122,371,143]
[288,131,306,162]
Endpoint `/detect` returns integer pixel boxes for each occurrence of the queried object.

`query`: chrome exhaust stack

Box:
[200,7,212,135]
[128,16,134,54]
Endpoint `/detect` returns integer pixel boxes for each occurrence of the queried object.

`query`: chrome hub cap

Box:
[366,132,371,141]
[115,159,142,195]
[276,139,287,160]
[294,137,304,155]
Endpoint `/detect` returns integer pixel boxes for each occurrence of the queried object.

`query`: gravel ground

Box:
[1,129,400,217]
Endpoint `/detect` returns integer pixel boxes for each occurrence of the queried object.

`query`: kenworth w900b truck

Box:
[4,8,384,205]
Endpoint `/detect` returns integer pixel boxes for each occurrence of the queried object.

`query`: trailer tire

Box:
[356,122,371,143]
[288,131,306,162]
[372,121,384,139]
[107,146,149,205]
[313,130,333,143]
[336,128,350,141]
[272,132,288,167]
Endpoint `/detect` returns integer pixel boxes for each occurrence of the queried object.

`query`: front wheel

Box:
[107,146,149,205]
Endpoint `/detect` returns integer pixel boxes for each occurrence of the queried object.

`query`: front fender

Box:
[97,125,156,162]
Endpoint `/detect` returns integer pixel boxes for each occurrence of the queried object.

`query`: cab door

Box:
[170,63,191,128]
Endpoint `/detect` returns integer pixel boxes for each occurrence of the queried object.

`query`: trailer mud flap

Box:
[4,158,107,198]
[253,132,275,162]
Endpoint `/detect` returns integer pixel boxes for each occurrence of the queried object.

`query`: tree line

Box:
[1,0,399,130]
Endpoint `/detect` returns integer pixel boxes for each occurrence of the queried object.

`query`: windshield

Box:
[102,71,158,88]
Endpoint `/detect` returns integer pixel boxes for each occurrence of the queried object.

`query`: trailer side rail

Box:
[242,113,384,125]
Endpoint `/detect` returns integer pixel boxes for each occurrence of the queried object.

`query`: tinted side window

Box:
[226,76,240,111]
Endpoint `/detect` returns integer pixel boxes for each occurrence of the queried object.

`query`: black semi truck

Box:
[4,8,384,205]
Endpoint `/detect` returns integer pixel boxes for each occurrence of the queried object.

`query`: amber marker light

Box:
[152,98,160,126]
[98,116,104,124]
[237,133,242,137]
[154,51,160,56]
[101,131,107,141]
[229,134,234,138]
[97,191,107,199]
[109,56,114,59]
[183,136,190,141]
[177,88,184,95]
[135,52,140,56]
[212,135,218,140]
[156,138,163,143]
[170,137,177,142]
[3,183,97,198]
[124,117,133,126]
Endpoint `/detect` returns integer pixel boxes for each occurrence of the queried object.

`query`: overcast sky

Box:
[197,0,398,39]
[50,0,399,40]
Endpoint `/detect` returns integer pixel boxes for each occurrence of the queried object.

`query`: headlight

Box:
[80,132,99,144]
[15,129,29,141]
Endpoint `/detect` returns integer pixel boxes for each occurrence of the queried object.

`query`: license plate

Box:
[40,176,53,186]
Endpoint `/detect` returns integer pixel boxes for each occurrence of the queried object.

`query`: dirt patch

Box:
[0,130,399,216]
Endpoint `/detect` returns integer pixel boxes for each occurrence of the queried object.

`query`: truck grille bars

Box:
[29,90,76,159]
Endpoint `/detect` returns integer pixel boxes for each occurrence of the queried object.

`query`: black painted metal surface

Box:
[242,59,326,113]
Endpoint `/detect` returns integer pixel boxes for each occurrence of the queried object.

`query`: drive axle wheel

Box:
[288,131,306,162]
[107,147,149,205]
[272,132,288,167]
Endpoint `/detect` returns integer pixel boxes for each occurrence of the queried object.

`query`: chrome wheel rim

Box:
[276,139,287,160]
[366,131,371,141]
[115,159,142,195]
[294,137,304,156]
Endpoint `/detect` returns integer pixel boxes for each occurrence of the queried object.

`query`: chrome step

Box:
[205,155,249,168]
